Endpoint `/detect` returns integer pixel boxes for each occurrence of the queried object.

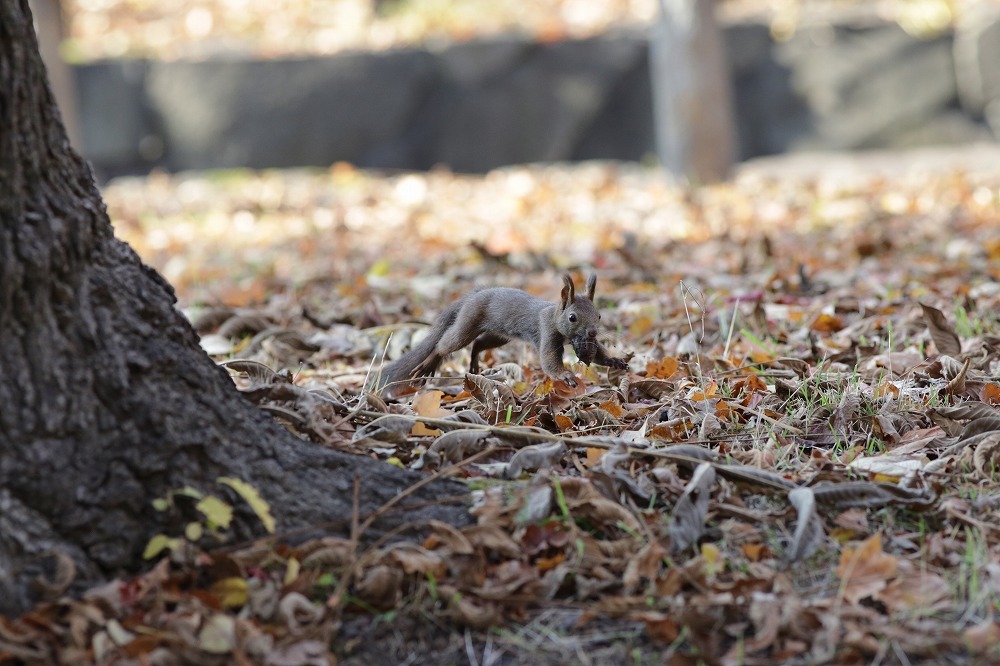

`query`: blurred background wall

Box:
[30,0,1000,181]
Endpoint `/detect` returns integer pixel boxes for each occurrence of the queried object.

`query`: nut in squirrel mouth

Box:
[571,336,597,365]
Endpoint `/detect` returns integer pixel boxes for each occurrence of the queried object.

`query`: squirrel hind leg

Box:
[469,333,509,373]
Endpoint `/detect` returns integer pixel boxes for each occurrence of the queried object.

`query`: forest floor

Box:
[5,147,1000,664]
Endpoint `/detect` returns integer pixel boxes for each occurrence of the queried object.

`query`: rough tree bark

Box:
[0,0,469,618]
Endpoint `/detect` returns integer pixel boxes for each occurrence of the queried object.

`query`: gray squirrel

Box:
[378,273,628,390]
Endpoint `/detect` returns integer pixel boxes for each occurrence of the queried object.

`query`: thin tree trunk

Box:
[650,0,736,182]
[0,0,468,618]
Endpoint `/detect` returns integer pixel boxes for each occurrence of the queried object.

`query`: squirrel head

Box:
[558,273,602,365]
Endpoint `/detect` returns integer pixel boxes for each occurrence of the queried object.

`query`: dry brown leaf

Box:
[353,565,403,610]
[668,463,716,553]
[874,570,951,613]
[426,429,491,465]
[464,373,519,419]
[963,620,1000,657]
[410,390,450,435]
[972,432,1000,477]
[386,544,445,576]
[919,302,962,357]
[351,414,415,444]
[836,533,898,605]
[786,487,823,563]
[622,541,667,594]
[506,441,566,478]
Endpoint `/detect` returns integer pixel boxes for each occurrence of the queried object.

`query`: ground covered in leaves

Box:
[5,148,1000,664]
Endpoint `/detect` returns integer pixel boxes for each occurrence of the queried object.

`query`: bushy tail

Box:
[376,302,459,391]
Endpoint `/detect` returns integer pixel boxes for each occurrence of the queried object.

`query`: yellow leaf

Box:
[196,495,233,531]
[284,557,301,586]
[700,543,724,577]
[411,390,449,436]
[185,521,204,541]
[211,577,248,609]
[142,534,179,560]
[218,477,276,533]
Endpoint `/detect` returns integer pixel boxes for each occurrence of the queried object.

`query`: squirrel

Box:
[378,273,628,391]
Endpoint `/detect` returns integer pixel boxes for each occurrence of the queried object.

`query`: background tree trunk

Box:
[650,0,737,183]
[0,0,468,618]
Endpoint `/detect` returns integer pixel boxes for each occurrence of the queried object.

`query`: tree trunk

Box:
[0,0,469,618]
[650,0,736,183]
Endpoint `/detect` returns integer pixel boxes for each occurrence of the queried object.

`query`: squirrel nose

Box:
[587,329,597,339]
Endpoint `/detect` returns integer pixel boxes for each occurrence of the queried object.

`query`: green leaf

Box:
[175,486,205,500]
[185,521,205,541]
[217,477,276,533]
[143,534,179,559]
[196,495,234,530]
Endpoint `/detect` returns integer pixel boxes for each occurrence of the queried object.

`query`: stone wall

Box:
[74,13,1000,180]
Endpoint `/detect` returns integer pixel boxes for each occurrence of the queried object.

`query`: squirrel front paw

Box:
[606,357,629,371]
[561,372,579,387]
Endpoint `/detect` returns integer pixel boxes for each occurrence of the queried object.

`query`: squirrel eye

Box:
[569,313,577,322]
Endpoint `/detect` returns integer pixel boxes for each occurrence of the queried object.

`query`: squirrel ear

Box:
[560,273,575,309]
[586,274,597,301]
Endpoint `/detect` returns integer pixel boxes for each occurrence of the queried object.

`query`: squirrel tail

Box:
[376,302,459,391]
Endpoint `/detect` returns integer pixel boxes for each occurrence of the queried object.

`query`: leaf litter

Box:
[7,157,1000,664]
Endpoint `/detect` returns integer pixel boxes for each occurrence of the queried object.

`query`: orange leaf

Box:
[410,390,449,436]
[982,383,1000,405]
[553,414,574,432]
[598,400,625,418]
[645,357,679,379]
[836,533,898,604]
[535,552,566,572]
[810,313,844,333]
[585,447,604,467]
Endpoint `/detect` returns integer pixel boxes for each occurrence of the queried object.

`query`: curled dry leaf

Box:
[427,429,491,465]
[444,592,501,630]
[437,409,490,430]
[573,496,642,535]
[385,544,445,576]
[514,473,555,525]
[31,552,76,600]
[972,432,1000,477]
[424,520,475,556]
[464,373,519,419]
[351,414,416,444]
[810,481,934,509]
[786,487,823,563]
[919,302,962,357]
[874,570,951,613]
[929,403,1000,435]
[197,614,236,654]
[599,441,631,473]
[277,592,323,634]
[506,441,567,479]
[354,565,404,610]
[462,525,522,559]
[221,359,288,387]
[628,378,676,400]
[668,462,716,553]
[266,640,332,666]
[622,541,667,594]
